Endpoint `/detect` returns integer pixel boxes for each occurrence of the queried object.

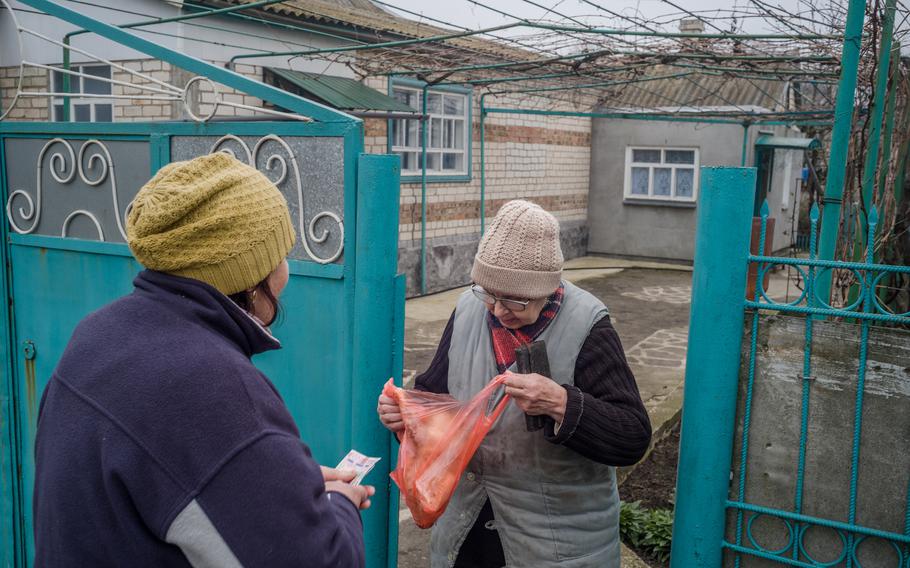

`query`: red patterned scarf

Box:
[487,284,564,373]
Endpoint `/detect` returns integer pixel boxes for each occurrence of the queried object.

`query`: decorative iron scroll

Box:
[6,138,127,241]
[746,202,910,322]
[210,134,344,264]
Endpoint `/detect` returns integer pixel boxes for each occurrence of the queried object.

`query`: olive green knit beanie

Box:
[126,152,296,296]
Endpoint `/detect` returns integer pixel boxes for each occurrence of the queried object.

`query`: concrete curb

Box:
[617,381,684,487]
[621,543,653,568]
[564,256,693,273]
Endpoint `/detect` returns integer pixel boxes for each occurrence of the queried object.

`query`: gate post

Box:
[671,167,755,568]
[351,154,402,568]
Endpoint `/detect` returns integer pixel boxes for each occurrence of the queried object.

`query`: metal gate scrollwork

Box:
[210,134,344,264]
[6,138,128,241]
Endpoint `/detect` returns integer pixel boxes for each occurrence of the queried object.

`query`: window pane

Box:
[426,153,440,171]
[83,66,111,95]
[443,94,464,116]
[631,167,649,195]
[394,88,419,110]
[74,104,91,122]
[393,119,417,148]
[632,149,660,163]
[666,150,695,164]
[94,104,113,122]
[442,120,451,148]
[430,118,442,149]
[676,168,694,197]
[453,120,465,149]
[52,70,65,92]
[443,153,463,171]
[53,104,65,122]
[393,120,403,146]
[427,93,442,114]
[654,168,672,196]
[393,89,410,107]
[398,151,417,171]
[405,120,417,147]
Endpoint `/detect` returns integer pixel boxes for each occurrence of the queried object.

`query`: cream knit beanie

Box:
[470,200,564,299]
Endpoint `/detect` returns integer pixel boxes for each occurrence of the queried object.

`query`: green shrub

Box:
[619,501,673,563]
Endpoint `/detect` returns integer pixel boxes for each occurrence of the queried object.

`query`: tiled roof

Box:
[205,0,535,64]
[598,66,788,112]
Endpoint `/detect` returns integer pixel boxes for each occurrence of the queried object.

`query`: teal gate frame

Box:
[671,167,910,567]
[0,2,405,567]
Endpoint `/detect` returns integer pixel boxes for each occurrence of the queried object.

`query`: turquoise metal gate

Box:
[671,167,910,567]
[0,2,405,567]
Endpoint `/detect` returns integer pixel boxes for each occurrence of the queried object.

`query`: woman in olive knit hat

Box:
[378,200,651,568]
[33,153,371,568]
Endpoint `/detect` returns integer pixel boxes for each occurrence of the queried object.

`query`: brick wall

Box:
[0,60,266,123]
[0,65,50,121]
[363,76,592,295]
[0,63,592,296]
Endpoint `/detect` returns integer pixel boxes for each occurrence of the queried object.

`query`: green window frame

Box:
[387,78,472,183]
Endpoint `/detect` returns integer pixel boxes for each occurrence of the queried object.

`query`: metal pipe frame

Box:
[17,0,358,123]
[58,0,356,121]
[234,20,843,65]
[815,0,866,302]
[858,0,898,246]
[230,21,523,65]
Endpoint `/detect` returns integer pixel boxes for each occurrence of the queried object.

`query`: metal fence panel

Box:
[673,166,910,567]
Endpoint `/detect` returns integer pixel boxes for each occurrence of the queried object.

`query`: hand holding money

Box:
[335,450,381,486]
[322,450,381,511]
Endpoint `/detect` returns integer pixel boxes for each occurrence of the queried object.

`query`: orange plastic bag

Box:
[383,376,510,528]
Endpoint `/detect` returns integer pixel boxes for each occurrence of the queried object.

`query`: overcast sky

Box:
[380,0,837,35]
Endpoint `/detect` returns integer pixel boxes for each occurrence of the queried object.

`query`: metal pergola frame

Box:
[5,0,906,298]
[3,2,910,568]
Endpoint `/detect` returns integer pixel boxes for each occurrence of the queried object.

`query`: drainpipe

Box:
[420,85,428,295]
[480,92,487,235]
[740,121,751,166]
[815,0,866,303]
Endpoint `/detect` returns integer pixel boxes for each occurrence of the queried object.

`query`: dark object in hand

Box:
[514,341,553,432]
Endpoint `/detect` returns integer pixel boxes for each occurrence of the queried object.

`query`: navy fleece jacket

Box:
[33,270,364,567]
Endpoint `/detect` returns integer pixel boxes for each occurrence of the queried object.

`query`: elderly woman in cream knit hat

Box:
[378,199,651,568]
[34,153,371,567]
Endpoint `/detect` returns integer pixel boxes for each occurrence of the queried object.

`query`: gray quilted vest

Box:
[430,281,621,568]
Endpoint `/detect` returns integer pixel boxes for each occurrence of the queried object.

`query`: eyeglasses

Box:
[471,285,531,312]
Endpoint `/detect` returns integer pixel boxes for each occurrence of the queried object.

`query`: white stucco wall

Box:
[1,0,352,75]
[588,117,804,261]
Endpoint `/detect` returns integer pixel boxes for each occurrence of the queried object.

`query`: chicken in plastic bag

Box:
[382,375,510,528]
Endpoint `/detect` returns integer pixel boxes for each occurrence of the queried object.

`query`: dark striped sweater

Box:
[415,312,652,466]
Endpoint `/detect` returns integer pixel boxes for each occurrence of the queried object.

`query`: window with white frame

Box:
[624,147,699,202]
[51,65,113,122]
[391,85,468,176]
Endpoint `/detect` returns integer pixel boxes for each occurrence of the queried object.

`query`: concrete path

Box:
[394,257,695,567]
